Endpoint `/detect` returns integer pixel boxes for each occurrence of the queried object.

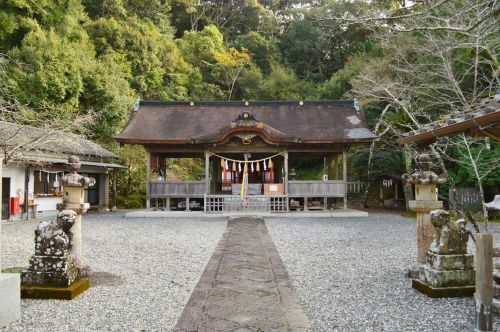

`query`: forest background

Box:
[0,0,498,211]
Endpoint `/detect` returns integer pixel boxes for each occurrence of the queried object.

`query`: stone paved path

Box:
[174,217,311,332]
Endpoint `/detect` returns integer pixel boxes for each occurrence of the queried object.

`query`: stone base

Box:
[405,264,421,279]
[412,279,475,298]
[427,252,473,270]
[21,278,90,300]
[419,252,475,288]
[0,273,21,328]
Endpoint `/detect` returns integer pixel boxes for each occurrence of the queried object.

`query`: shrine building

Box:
[115,100,377,213]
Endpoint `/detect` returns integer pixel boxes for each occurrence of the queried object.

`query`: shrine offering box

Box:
[264,183,284,195]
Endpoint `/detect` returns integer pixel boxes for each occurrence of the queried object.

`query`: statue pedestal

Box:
[413,252,475,297]
[0,273,21,328]
[412,210,475,298]
[21,278,89,300]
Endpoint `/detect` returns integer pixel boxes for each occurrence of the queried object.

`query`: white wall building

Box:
[0,121,122,220]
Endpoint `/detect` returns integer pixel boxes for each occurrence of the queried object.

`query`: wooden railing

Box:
[149,181,206,198]
[347,181,364,194]
[149,180,363,199]
[288,180,345,197]
[205,195,288,212]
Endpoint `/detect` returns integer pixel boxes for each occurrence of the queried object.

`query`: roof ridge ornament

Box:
[235,112,256,121]
[231,112,261,129]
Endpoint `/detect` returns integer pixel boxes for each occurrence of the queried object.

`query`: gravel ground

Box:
[2,212,500,331]
[266,214,500,332]
[1,212,226,331]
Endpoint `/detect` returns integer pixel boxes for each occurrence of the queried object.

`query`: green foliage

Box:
[233,32,279,75]
[167,158,204,181]
[116,144,147,196]
[446,139,500,187]
[116,194,145,209]
[351,146,406,181]
[0,0,430,198]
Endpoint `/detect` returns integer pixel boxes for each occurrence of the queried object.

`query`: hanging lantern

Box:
[256,162,260,172]
[268,158,274,169]
[232,161,236,172]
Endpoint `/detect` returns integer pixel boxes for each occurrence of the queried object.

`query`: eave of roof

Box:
[398,94,499,145]
[17,156,123,168]
[397,109,500,144]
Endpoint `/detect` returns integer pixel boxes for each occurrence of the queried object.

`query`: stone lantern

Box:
[21,156,94,299]
[59,155,95,268]
[402,154,445,265]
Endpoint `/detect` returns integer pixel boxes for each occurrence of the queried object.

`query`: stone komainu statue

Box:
[22,210,80,286]
[35,210,77,256]
[430,209,468,255]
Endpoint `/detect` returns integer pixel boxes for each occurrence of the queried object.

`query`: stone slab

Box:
[173,217,311,331]
[409,200,443,211]
[125,209,368,218]
[427,252,474,271]
[21,277,90,300]
[412,279,475,298]
[419,266,475,288]
[0,273,21,328]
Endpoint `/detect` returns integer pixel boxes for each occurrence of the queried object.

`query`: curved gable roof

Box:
[115,100,377,145]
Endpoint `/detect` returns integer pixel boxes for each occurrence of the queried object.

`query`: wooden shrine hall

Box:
[115,100,377,213]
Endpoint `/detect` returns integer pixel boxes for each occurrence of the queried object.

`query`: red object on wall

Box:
[10,197,20,214]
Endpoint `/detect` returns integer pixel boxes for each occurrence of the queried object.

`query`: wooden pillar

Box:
[112,170,117,211]
[284,151,289,194]
[326,157,332,180]
[304,197,308,211]
[165,197,170,211]
[185,197,190,212]
[343,151,347,209]
[24,166,30,220]
[334,154,339,180]
[475,233,493,331]
[205,152,210,194]
[146,150,151,209]
[323,197,328,211]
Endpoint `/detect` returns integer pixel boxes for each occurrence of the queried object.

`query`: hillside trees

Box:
[321,0,500,216]
[4,0,493,209]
